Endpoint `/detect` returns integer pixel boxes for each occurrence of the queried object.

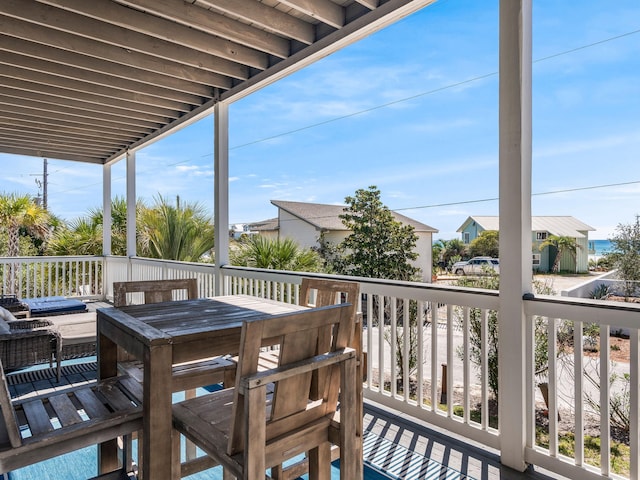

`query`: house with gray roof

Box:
[457,216,595,273]
[250,200,438,282]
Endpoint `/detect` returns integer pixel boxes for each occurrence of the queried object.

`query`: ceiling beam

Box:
[0,145,106,164]
[0,35,224,96]
[118,0,292,58]
[278,0,345,29]
[38,0,269,70]
[0,96,162,130]
[0,51,210,104]
[0,86,170,124]
[0,79,181,119]
[0,65,196,112]
[0,2,250,79]
[0,16,220,86]
[194,0,315,45]
[0,126,127,150]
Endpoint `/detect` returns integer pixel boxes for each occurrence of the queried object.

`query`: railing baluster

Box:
[548,317,558,457]
[574,320,584,467]
[417,300,425,407]
[446,304,454,417]
[430,299,438,411]
[599,324,611,476]
[631,328,639,479]
[463,306,470,424]
[389,297,397,397]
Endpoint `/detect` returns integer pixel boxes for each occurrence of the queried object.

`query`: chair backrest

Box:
[228,303,354,456]
[299,278,360,318]
[113,278,198,307]
[300,278,361,393]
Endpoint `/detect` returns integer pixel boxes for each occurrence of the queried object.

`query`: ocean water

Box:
[590,239,612,256]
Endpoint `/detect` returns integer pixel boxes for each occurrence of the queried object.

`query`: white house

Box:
[249,200,438,282]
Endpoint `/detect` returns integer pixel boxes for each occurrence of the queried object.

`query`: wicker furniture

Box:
[0,358,142,477]
[0,307,61,380]
[171,303,358,480]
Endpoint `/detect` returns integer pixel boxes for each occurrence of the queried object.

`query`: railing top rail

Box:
[525,293,640,328]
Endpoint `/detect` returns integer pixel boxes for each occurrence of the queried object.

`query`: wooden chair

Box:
[171,303,358,480]
[113,279,235,391]
[0,359,142,478]
[269,278,363,479]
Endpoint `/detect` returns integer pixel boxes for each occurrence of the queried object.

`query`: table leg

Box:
[142,343,173,480]
[97,332,119,474]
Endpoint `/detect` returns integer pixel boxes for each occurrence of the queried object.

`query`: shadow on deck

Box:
[6,359,566,480]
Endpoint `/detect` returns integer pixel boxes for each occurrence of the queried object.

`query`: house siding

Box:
[278,210,319,248]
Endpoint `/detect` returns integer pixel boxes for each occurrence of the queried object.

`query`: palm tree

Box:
[539,235,581,273]
[138,195,215,262]
[231,235,323,272]
[0,193,50,257]
[47,197,131,256]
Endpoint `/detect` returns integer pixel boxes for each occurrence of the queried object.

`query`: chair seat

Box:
[119,356,236,393]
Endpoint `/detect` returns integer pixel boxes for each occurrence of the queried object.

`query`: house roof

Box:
[457,216,595,239]
[0,0,434,165]
[271,200,438,233]
[247,218,279,232]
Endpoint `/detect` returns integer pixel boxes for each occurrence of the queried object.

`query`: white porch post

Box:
[213,101,230,296]
[498,0,532,472]
[102,163,112,256]
[126,150,137,258]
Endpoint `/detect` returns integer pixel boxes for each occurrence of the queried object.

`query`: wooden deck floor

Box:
[7,358,567,480]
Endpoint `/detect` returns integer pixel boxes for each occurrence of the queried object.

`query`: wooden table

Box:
[97,295,306,480]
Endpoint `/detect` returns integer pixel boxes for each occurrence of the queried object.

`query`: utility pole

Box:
[43,158,48,210]
[31,158,48,209]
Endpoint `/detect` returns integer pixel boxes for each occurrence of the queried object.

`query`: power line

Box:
[229,28,640,151]
[237,180,640,225]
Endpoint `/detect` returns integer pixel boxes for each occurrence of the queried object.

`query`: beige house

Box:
[249,200,438,282]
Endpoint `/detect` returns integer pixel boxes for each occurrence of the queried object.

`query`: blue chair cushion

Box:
[21,296,88,315]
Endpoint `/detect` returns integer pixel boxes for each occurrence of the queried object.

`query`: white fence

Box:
[2,255,638,479]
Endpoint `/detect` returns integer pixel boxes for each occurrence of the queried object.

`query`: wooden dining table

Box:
[96,294,309,479]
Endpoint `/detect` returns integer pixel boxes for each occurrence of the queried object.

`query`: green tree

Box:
[608,215,640,299]
[138,195,215,262]
[331,186,419,281]
[0,193,50,257]
[47,197,130,256]
[432,238,467,271]
[230,235,323,272]
[538,234,580,273]
[468,230,499,258]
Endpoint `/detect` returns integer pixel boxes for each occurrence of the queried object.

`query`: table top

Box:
[97,295,306,361]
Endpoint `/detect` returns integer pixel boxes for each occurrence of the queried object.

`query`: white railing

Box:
[3,255,638,479]
[0,255,103,299]
[524,295,640,480]
[103,256,217,300]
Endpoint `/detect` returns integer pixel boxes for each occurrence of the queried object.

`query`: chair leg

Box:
[308,443,331,480]
[171,430,181,480]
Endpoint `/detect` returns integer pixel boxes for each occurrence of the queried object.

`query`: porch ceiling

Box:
[0,0,434,165]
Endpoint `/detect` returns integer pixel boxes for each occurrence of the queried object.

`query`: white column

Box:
[102,163,112,256]
[213,102,230,296]
[498,0,532,471]
[126,150,137,257]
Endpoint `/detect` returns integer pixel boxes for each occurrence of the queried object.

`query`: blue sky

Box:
[1,0,639,240]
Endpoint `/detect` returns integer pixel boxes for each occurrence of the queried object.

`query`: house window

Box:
[532,254,540,265]
[536,232,547,241]
[463,232,470,244]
